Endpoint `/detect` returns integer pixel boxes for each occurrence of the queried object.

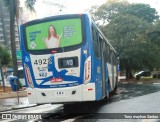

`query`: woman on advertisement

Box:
[43,25,62,49]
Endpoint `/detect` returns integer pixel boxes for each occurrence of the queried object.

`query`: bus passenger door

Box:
[99,35,106,97]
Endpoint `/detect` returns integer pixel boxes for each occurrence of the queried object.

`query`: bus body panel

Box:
[92,58,103,100]
[27,83,95,104]
[28,48,82,88]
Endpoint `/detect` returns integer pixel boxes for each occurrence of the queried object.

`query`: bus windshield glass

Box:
[25,18,82,50]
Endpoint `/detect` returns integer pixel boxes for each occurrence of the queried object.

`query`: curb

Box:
[0,104,39,112]
[0,91,27,99]
[120,82,160,85]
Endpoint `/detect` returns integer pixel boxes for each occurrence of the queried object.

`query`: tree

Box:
[90,0,159,24]
[3,0,36,76]
[0,45,11,92]
[123,3,159,23]
[105,14,152,78]
[90,0,129,24]
[147,20,160,69]
[0,45,11,67]
[90,0,160,78]
[0,46,11,66]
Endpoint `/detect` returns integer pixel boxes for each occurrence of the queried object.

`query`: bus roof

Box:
[21,13,88,26]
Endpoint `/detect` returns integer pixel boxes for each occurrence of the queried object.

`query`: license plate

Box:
[55,91,65,96]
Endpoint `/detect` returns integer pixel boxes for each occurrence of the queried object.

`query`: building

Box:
[0,0,21,67]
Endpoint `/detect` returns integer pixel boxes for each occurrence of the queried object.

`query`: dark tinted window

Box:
[92,26,100,58]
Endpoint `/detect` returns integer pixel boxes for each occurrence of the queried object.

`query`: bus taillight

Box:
[84,56,91,84]
[24,64,33,88]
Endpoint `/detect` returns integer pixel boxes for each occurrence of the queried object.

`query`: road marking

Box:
[61,116,83,122]
[137,82,143,84]
[61,119,76,122]
[0,120,13,122]
[142,119,160,122]
[153,83,160,84]
[122,82,128,84]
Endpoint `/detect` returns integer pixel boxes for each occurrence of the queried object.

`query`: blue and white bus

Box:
[20,14,118,104]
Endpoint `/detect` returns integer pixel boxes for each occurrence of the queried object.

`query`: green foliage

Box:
[90,0,160,77]
[124,3,159,23]
[0,46,11,66]
[147,20,160,69]
[103,13,156,70]
[91,0,158,24]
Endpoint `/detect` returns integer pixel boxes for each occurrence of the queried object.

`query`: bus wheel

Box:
[114,82,118,92]
[106,90,110,101]
[102,80,110,103]
[107,80,111,100]
[101,91,110,104]
[114,77,118,92]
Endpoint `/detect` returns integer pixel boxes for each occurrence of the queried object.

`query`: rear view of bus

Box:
[20,14,95,104]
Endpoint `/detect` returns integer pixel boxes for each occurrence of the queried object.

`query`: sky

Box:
[33,0,160,19]
[34,0,107,18]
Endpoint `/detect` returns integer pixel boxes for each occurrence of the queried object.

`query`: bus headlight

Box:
[84,56,91,84]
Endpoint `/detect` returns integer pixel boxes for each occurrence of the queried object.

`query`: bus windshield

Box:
[25,18,82,50]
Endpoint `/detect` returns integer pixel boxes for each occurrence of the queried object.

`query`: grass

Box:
[120,76,160,84]
[140,76,153,80]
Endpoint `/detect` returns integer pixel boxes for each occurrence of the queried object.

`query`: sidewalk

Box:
[0,86,27,99]
[0,86,36,112]
[0,97,37,112]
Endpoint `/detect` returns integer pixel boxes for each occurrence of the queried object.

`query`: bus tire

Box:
[106,90,110,101]
[102,91,110,103]
[103,80,111,103]
[114,82,118,92]
[114,76,118,92]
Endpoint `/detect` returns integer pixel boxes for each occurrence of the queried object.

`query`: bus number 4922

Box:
[34,58,52,65]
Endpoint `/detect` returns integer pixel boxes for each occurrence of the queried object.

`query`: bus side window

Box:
[98,35,103,59]
[103,43,107,62]
[105,44,109,63]
[114,55,116,66]
[114,55,117,66]
[92,26,100,58]
[107,46,111,64]
[109,49,112,64]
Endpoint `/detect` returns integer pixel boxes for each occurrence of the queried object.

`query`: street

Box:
[1,82,160,121]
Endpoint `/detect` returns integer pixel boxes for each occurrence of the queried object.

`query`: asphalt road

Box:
[1,83,160,122]
[110,83,160,102]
